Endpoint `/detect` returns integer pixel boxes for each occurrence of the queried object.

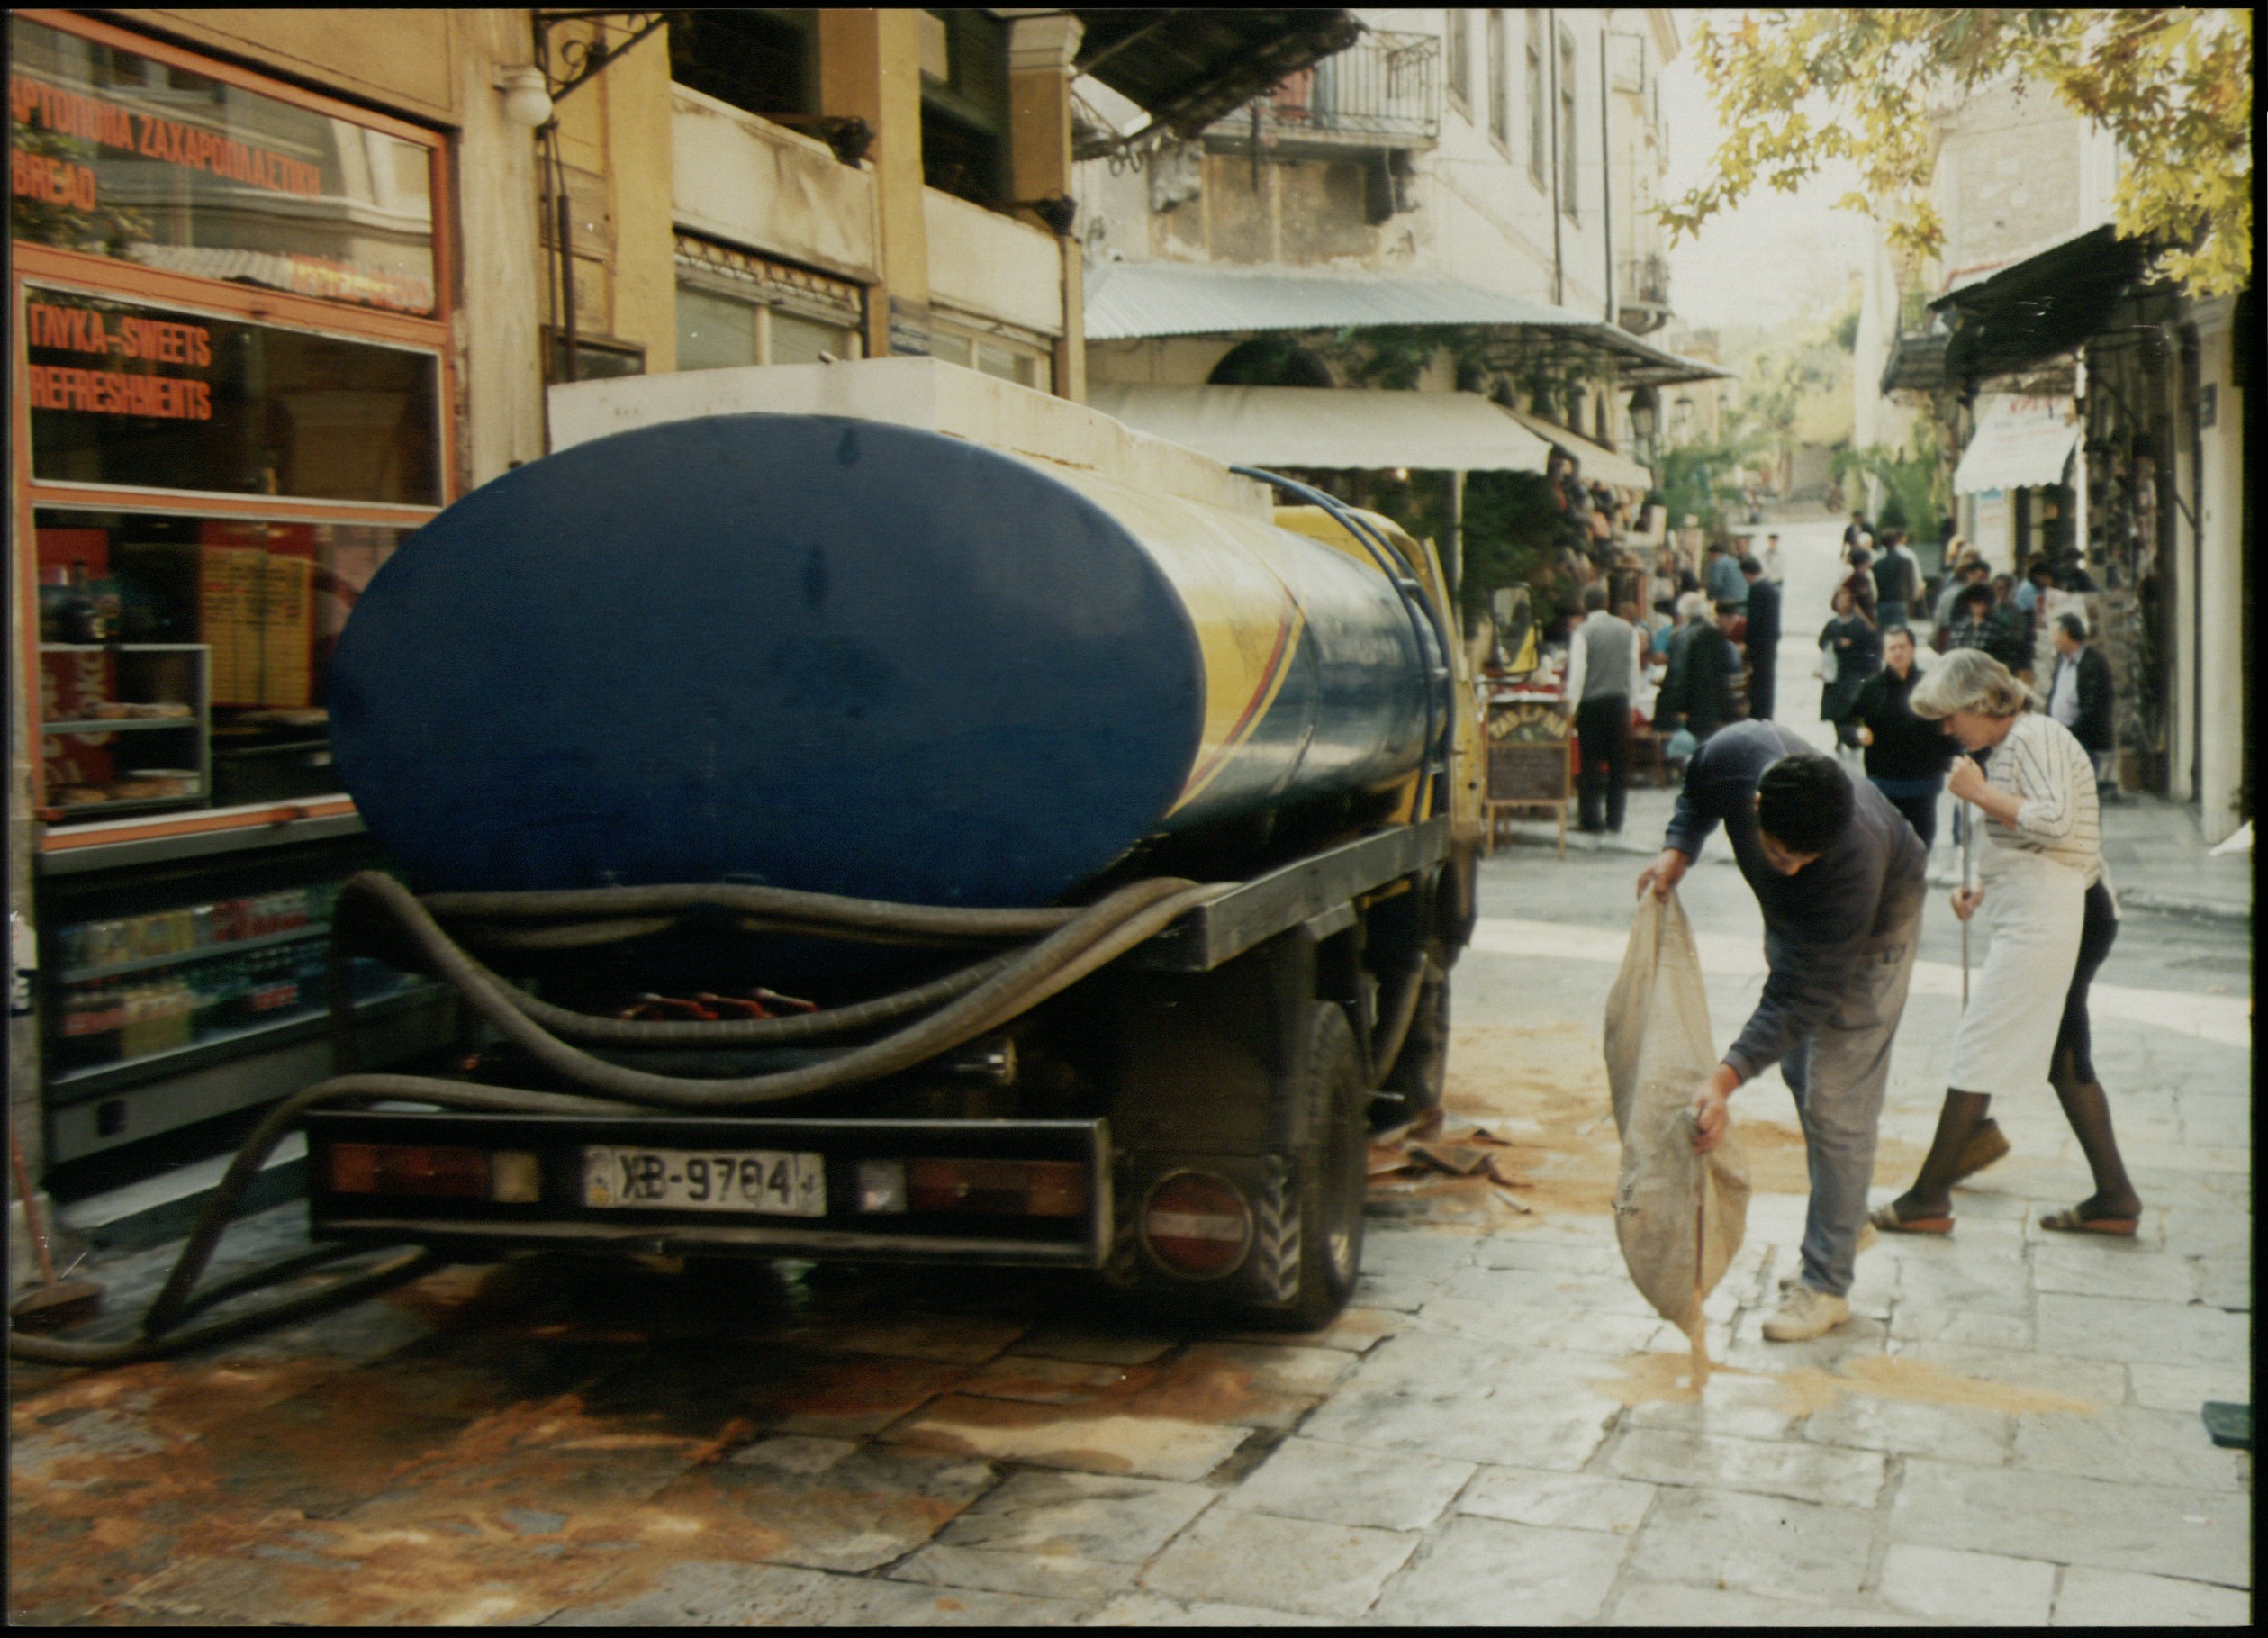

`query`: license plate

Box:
[582,1146,826,1217]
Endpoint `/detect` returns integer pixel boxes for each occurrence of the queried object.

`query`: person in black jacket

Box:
[1846,626,1956,847]
[1658,600,1743,744]
[2047,612,2116,792]
[1739,557,1781,719]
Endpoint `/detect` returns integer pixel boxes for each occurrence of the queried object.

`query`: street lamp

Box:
[500,65,554,130]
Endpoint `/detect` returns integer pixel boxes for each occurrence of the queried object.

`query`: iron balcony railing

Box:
[1212,31,1442,149]
[1621,253,1671,307]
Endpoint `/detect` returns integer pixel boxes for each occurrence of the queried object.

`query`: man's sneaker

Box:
[1762,1285,1850,1342]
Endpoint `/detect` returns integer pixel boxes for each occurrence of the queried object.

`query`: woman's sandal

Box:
[1869,1201,1953,1236]
[2039,1206,2139,1237]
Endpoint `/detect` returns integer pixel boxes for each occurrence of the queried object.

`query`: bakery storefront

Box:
[12,12,457,1175]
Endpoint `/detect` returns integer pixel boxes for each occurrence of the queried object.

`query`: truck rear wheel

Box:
[1250,1000,1367,1330]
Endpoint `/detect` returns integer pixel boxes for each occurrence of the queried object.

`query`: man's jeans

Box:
[1775,916,1920,1297]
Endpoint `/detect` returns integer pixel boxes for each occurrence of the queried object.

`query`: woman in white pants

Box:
[1869,649,2141,1235]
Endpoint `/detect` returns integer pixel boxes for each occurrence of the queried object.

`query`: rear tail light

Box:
[326,1143,542,1202]
[906,1158,1087,1217]
[1141,1171,1251,1278]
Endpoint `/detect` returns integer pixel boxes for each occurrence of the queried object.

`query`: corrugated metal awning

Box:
[1089,384,1554,472]
[1071,10,1363,158]
[1083,262,1730,386]
[1503,408,1653,491]
[1953,394,2080,494]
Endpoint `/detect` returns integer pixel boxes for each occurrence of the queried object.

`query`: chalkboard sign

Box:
[1488,741,1570,804]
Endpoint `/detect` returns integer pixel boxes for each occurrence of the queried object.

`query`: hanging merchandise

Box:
[1603,891,1750,1384]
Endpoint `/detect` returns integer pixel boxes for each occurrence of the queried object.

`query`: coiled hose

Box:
[13,871,1229,1368]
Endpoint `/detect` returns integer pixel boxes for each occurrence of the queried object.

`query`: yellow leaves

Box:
[1659,6,2252,300]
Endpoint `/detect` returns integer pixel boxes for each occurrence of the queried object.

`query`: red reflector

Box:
[907,1158,1088,1217]
[1141,1172,1251,1278]
[327,1142,489,1199]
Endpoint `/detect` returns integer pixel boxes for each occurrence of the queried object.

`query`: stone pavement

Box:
[8,838,2250,1625]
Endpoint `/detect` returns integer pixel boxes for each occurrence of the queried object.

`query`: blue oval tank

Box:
[329,412,1429,906]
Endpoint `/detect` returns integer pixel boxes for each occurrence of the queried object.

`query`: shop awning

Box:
[1503,408,1653,491]
[1088,384,1554,472]
[1953,394,2080,494]
[1930,223,2154,388]
[1083,262,1731,387]
[1071,10,1362,158]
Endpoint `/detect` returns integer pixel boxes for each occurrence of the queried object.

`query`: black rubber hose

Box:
[420,882,1079,938]
[10,1073,629,1366]
[339,873,1223,1108]
[1369,956,1431,1085]
[19,874,1224,1369]
[487,952,1019,1047]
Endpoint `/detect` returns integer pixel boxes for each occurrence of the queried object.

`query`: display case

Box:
[36,835,458,1167]
[36,643,211,818]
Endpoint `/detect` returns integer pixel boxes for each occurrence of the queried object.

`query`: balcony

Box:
[1206,31,1441,153]
[1618,253,1672,334]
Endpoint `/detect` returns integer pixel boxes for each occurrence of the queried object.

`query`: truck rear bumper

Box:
[303,1109,1113,1269]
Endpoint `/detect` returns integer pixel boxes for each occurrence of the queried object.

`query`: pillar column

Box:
[818,9,928,357]
[1007,14,1085,401]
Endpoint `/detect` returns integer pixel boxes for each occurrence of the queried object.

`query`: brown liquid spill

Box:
[1406,1024,1925,1232]
[1591,1349,2099,1417]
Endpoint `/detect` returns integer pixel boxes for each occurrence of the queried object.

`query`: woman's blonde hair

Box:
[1911,647,2032,719]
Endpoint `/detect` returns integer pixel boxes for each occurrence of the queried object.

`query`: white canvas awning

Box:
[1503,408,1654,491]
[1087,384,1554,473]
[1954,394,2080,494]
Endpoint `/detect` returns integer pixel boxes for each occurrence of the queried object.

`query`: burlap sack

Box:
[1603,891,1750,1356]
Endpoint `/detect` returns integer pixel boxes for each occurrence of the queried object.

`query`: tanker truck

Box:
[298,359,1484,1330]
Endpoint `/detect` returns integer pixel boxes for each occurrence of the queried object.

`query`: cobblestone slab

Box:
[1622,1487,1877,1603]
[1601,1426,1888,1509]
[1217,1436,1473,1531]
[1136,1506,1418,1618]
[1888,1459,2252,1585]
[1367,1515,1628,1624]
[934,1471,1215,1564]
[1455,1466,1658,1534]
[1875,1543,2057,1625]
[2048,1566,2257,1625]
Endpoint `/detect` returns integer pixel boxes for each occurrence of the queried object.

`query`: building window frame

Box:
[1444,9,1470,114]
[1486,11,1508,152]
[672,233,865,372]
[927,312,1054,393]
[12,9,456,851]
[1525,11,1547,188]
[1558,23,1579,219]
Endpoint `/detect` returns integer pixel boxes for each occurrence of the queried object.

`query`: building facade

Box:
[1857,72,2248,835]
[1070,5,1710,557]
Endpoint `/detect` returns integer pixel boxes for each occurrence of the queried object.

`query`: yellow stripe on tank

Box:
[1170,594,1306,812]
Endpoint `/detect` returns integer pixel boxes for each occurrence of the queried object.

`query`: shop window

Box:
[35,508,409,822]
[23,285,442,505]
[931,323,1052,392]
[667,10,818,120]
[673,234,863,373]
[675,285,760,371]
[544,331,646,383]
[9,15,437,318]
[920,9,1007,206]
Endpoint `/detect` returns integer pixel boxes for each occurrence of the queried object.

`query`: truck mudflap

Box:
[303,1110,1113,1269]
